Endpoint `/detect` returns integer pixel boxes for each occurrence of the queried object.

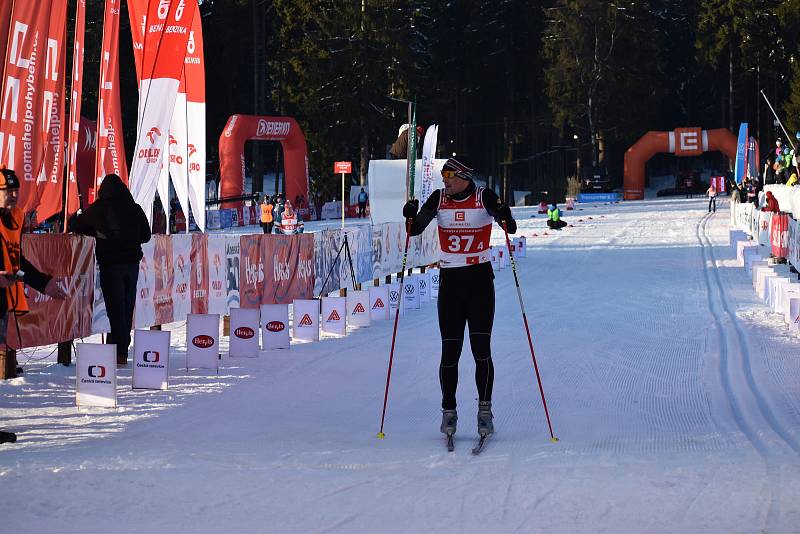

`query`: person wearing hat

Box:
[389,124,424,160]
[0,168,67,444]
[402,157,516,442]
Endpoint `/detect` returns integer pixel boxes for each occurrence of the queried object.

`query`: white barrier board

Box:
[261,304,290,349]
[132,329,170,390]
[347,290,372,327]
[293,299,320,342]
[417,272,430,304]
[230,307,260,357]
[369,285,389,321]
[429,268,440,299]
[187,314,220,370]
[76,343,117,408]
[321,296,347,336]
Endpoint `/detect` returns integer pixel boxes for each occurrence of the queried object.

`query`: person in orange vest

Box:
[260,194,274,234]
[0,168,67,444]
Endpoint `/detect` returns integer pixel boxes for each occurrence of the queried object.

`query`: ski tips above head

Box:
[376,432,386,439]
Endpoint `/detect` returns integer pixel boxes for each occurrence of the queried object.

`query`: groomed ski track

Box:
[3,196,800,533]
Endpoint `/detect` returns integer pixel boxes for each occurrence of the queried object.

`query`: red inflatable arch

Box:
[623,127,737,200]
[218,115,309,208]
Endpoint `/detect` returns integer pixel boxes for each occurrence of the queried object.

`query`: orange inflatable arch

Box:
[218,115,309,208]
[623,127,737,200]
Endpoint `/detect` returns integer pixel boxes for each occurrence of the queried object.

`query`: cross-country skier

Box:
[402,157,516,442]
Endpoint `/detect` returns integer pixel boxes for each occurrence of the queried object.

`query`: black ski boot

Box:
[477,401,494,437]
[0,430,17,444]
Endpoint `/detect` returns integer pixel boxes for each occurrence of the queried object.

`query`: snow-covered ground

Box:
[3,195,800,533]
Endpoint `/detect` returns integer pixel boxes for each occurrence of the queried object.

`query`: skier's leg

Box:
[466,274,495,405]
[437,273,468,410]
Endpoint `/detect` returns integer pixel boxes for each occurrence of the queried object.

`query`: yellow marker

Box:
[377,432,385,439]
[551,437,559,443]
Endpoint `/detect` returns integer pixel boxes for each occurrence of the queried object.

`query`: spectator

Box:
[273,200,304,234]
[763,154,777,185]
[730,182,742,204]
[0,168,67,443]
[706,184,717,213]
[787,171,798,187]
[745,178,757,204]
[357,187,368,218]
[314,192,324,221]
[761,191,780,213]
[272,194,285,224]
[69,174,151,366]
[260,195,274,234]
[389,124,424,160]
[547,203,568,230]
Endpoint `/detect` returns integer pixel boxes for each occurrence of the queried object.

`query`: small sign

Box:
[76,343,117,408]
[229,307,260,358]
[186,313,220,370]
[132,329,171,390]
[261,304,291,350]
[334,161,352,174]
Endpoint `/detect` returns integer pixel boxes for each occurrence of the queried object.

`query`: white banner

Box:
[76,343,117,408]
[230,307,260,357]
[368,285,389,321]
[132,329,170,390]
[135,239,156,328]
[261,304,290,350]
[388,282,401,313]
[420,124,438,203]
[321,296,346,336]
[293,299,319,342]
[429,268,440,299]
[788,217,799,271]
[226,235,241,311]
[186,313,220,370]
[172,234,192,319]
[207,236,228,315]
[417,272,430,304]
[347,290,371,328]
[402,276,419,310]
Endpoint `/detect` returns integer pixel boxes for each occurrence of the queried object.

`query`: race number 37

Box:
[447,235,475,252]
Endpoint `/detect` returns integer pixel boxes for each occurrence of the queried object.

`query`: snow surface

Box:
[3,196,800,533]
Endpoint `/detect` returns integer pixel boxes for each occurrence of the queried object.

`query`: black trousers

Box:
[358,202,367,217]
[708,197,716,212]
[262,221,273,234]
[99,263,139,362]
[437,262,495,410]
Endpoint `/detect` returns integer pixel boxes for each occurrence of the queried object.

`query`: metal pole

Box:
[341,172,345,229]
[760,90,796,152]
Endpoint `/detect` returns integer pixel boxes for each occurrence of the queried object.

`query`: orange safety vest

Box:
[261,203,273,223]
[0,207,29,315]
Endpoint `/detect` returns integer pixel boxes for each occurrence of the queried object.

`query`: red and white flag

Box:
[129,0,196,223]
[0,1,58,214]
[36,1,68,222]
[64,0,86,217]
[94,0,128,192]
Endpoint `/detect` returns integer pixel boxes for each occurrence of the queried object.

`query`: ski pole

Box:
[377,218,412,439]
[761,90,797,152]
[502,222,558,442]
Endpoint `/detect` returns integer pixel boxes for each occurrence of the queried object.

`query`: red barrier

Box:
[9,235,95,349]
[239,234,315,308]
[770,212,789,259]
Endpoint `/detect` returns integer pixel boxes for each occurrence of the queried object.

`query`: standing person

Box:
[357,187,368,218]
[0,168,67,444]
[402,158,516,439]
[272,194,285,226]
[260,195,274,234]
[706,184,718,213]
[69,174,151,366]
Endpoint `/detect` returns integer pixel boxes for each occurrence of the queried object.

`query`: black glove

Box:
[403,199,419,219]
[495,201,512,224]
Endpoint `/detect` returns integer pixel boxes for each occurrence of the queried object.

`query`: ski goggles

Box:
[441,170,460,179]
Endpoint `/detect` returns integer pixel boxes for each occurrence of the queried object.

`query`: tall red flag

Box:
[64,0,85,217]
[94,0,128,192]
[36,1,68,222]
[0,1,13,72]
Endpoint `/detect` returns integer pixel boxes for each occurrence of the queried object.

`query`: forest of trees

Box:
[76,0,800,203]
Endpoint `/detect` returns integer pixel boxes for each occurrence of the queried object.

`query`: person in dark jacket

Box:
[69,174,151,365]
[0,168,66,444]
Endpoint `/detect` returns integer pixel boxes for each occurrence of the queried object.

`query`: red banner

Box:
[65,0,86,218]
[0,1,54,214]
[94,0,127,190]
[238,234,315,308]
[36,2,68,221]
[127,0,146,82]
[190,233,208,314]
[152,234,174,325]
[9,235,95,349]
[0,2,13,86]
[770,212,789,259]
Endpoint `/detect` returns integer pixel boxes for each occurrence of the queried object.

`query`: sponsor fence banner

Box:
[368,285,389,321]
[321,296,346,336]
[225,234,240,311]
[238,234,263,308]
[429,268,440,299]
[153,235,174,325]
[770,213,789,260]
[207,236,227,315]
[229,307,260,357]
[132,329,170,390]
[11,235,94,349]
[134,239,156,328]
[92,263,110,333]
[186,313,219,370]
[261,303,290,350]
[190,234,209,314]
[757,211,773,247]
[402,276,419,310]
[292,299,319,342]
[264,234,315,304]
[76,343,116,408]
[789,217,800,271]
[207,209,221,230]
[347,290,371,328]
[314,229,341,296]
[172,234,192,320]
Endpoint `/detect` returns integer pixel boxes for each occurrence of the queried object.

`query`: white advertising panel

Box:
[388,282,401,313]
[207,236,228,315]
[186,313,220,370]
[230,307,260,358]
[134,239,156,328]
[347,290,372,327]
[172,234,193,321]
[321,296,347,336]
[429,268,440,299]
[417,272,430,304]
[293,299,320,342]
[76,343,117,408]
[132,329,170,390]
[369,285,390,321]
[403,276,419,310]
[261,304,290,350]
[490,247,499,270]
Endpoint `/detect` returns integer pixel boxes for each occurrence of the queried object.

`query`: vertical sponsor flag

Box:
[94,0,128,191]
[420,124,438,203]
[130,0,197,223]
[734,123,748,185]
[0,1,55,214]
[65,0,86,218]
[0,2,13,67]
[36,2,68,221]
[183,8,205,232]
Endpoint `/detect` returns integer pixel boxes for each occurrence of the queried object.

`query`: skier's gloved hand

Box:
[403,199,419,219]
[495,201,513,225]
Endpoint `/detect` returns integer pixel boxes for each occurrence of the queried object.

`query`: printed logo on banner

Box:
[266,321,285,332]
[327,310,341,322]
[419,280,427,290]
[432,275,439,284]
[143,351,160,363]
[352,303,365,314]
[389,290,399,303]
[192,335,215,348]
[256,120,291,137]
[88,365,106,379]
[372,298,385,309]
[404,284,414,295]
[298,314,314,326]
[234,327,255,339]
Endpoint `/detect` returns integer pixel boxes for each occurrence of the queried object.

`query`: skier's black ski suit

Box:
[407,181,516,410]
